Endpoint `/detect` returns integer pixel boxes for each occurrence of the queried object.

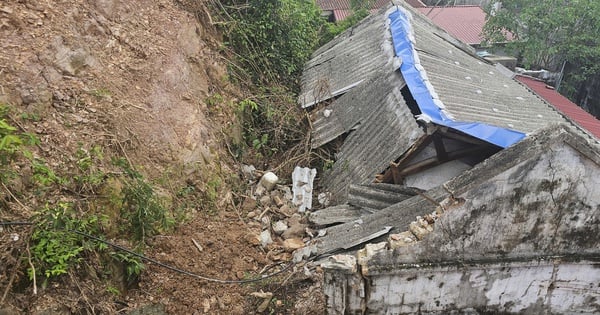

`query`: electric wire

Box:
[1,221,295,284]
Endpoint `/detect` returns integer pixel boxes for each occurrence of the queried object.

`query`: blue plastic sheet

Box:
[388,8,525,148]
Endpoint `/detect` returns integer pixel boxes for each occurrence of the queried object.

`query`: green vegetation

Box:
[206,0,366,170]
[483,0,600,101]
[113,158,174,244]
[220,0,324,85]
[29,202,108,280]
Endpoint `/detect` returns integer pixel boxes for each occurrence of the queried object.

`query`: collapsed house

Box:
[297,1,600,314]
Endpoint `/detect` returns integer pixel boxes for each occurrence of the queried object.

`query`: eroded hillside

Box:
[0,0,322,313]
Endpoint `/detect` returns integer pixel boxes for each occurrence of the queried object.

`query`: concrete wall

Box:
[321,127,600,314]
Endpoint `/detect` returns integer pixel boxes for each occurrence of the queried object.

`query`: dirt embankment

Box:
[1,0,323,314]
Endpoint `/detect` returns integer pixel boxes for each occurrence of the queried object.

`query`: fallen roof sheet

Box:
[310,183,422,226]
[312,72,424,199]
[516,75,600,139]
[309,123,600,257]
[416,6,486,45]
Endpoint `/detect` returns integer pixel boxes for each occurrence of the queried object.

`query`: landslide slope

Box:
[1,1,323,314]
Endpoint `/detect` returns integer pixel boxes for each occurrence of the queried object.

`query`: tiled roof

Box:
[316,0,351,10]
[416,6,486,45]
[333,9,352,21]
[516,75,600,139]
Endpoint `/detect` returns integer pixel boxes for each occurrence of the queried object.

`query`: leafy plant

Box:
[29,202,108,280]
[220,0,324,85]
[31,159,65,186]
[483,0,600,106]
[114,158,174,244]
[73,144,105,193]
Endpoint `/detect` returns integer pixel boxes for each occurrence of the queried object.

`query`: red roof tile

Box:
[516,75,600,139]
[317,0,351,10]
[333,9,353,21]
[416,6,486,45]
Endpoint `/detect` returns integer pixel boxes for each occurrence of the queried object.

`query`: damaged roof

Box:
[299,1,573,199]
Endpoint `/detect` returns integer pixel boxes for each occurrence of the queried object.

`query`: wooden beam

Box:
[398,145,493,177]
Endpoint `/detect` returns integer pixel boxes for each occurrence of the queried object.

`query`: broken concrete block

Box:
[357,242,388,268]
[272,220,288,235]
[389,231,418,249]
[259,171,278,191]
[409,221,430,240]
[320,254,357,274]
[293,244,318,263]
[292,166,316,212]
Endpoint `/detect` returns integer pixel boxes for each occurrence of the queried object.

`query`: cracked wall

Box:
[321,128,600,314]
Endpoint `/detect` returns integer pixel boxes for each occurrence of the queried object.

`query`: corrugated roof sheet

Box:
[317,0,392,13]
[313,72,424,199]
[516,75,600,139]
[298,11,396,108]
[299,2,573,198]
[400,5,569,136]
[416,6,486,45]
[405,0,426,8]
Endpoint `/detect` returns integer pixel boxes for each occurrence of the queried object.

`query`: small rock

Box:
[272,220,288,235]
[272,194,284,207]
[0,6,14,14]
[247,211,257,218]
[389,231,417,249]
[272,252,292,261]
[257,297,271,313]
[282,221,306,239]
[245,232,261,246]
[424,213,436,224]
[283,238,305,252]
[280,186,293,201]
[259,195,271,206]
[260,215,270,227]
[203,298,211,313]
[279,204,295,217]
[417,216,433,232]
[260,230,273,248]
[242,197,257,212]
[254,184,266,196]
[241,164,256,181]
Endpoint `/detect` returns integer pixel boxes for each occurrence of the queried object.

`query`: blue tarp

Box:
[388,8,525,148]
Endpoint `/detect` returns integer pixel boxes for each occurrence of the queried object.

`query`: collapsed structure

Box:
[297,1,600,313]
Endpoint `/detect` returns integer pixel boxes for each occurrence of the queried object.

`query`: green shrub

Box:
[29,202,108,280]
[221,0,324,85]
[114,158,174,244]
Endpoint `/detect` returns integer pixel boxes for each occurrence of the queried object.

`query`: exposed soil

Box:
[0,0,324,314]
